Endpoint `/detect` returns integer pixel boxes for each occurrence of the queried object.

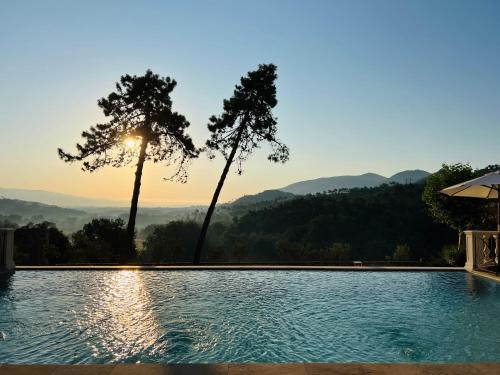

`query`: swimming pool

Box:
[0,270,499,364]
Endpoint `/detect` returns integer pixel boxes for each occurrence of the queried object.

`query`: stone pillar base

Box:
[0,228,15,273]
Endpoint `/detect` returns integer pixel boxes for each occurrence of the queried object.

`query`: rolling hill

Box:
[1,170,432,213]
[280,170,431,195]
[0,198,87,218]
[388,170,431,184]
[229,190,295,206]
[0,187,126,207]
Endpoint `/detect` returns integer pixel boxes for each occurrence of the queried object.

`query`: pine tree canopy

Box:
[58,70,199,182]
[205,64,289,174]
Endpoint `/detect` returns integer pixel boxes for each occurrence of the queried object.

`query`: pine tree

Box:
[59,70,199,260]
[193,64,289,263]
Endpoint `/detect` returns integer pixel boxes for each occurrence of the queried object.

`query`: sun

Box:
[124,138,137,149]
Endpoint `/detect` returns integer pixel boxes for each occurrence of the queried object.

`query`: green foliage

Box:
[235,183,455,261]
[10,181,482,265]
[138,224,159,241]
[143,221,200,263]
[0,218,18,228]
[14,222,70,265]
[323,243,353,262]
[422,163,494,232]
[441,244,466,266]
[71,218,131,263]
[275,238,308,261]
[230,190,295,206]
[219,230,248,263]
[392,244,412,261]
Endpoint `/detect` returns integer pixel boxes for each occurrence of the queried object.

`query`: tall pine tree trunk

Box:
[193,127,245,264]
[126,137,148,261]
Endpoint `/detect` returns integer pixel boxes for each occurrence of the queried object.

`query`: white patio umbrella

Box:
[440,171,500,232]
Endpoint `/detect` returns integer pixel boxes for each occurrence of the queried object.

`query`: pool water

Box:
[0,271,499,364]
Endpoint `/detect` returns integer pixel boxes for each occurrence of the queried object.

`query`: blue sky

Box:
[0,0,499,205]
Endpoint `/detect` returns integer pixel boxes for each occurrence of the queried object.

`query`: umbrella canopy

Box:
[440,171,500,199]
[441,171,500,231]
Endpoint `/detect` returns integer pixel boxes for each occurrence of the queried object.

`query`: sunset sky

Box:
[1,0,499,206]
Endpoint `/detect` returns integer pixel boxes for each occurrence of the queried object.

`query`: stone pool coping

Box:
[1,363,499,374]
[15,265,465,271]
[471,269,500,282]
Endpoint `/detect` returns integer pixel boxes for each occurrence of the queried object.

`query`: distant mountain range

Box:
[388,170,431,184]
[279,170,430,195]
[0,187,126,207]
[0,169,432,234]
[0,170,431,209]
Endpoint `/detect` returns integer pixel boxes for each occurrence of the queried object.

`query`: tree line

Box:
[11,163,498,266]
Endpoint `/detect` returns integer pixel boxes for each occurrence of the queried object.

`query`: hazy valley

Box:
[1,169,430,237]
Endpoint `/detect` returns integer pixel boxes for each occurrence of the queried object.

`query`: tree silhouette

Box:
[193,64,289,263]
[58,70,199,259]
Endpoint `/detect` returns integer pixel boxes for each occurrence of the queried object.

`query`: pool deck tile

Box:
[361,364,426,374]
[1,364,500,375]
[305,363,366,375]
[50,365,116,375]
[421,363,500,375]
[229,363,306,375]
[0,364,59,375]
[169,364,228,375]
[109,364,170,375]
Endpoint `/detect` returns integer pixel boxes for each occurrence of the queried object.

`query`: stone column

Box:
[0,228,15,273]
[464,231,475,272]
[495,233,499,266]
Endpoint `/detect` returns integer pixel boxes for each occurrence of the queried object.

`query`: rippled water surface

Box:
[0,271,499,364]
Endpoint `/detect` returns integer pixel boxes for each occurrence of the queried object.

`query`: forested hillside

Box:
[229,190,295,206]
[232,183,455,261]
[10,182,463,265]
[142,183,457,264]
[0,198,85,218]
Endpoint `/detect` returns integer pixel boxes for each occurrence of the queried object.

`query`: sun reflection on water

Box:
[78,271,164,362]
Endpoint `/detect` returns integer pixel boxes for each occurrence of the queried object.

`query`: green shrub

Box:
[71,218,131,263]
[441,244,466,266]
[275,238,308,262]
[393,244,412,261]
[143,221,200,263]
[15,222,70,265]
[328,243,352,261]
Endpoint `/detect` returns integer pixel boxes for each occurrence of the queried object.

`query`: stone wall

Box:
[0,228,15,272]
